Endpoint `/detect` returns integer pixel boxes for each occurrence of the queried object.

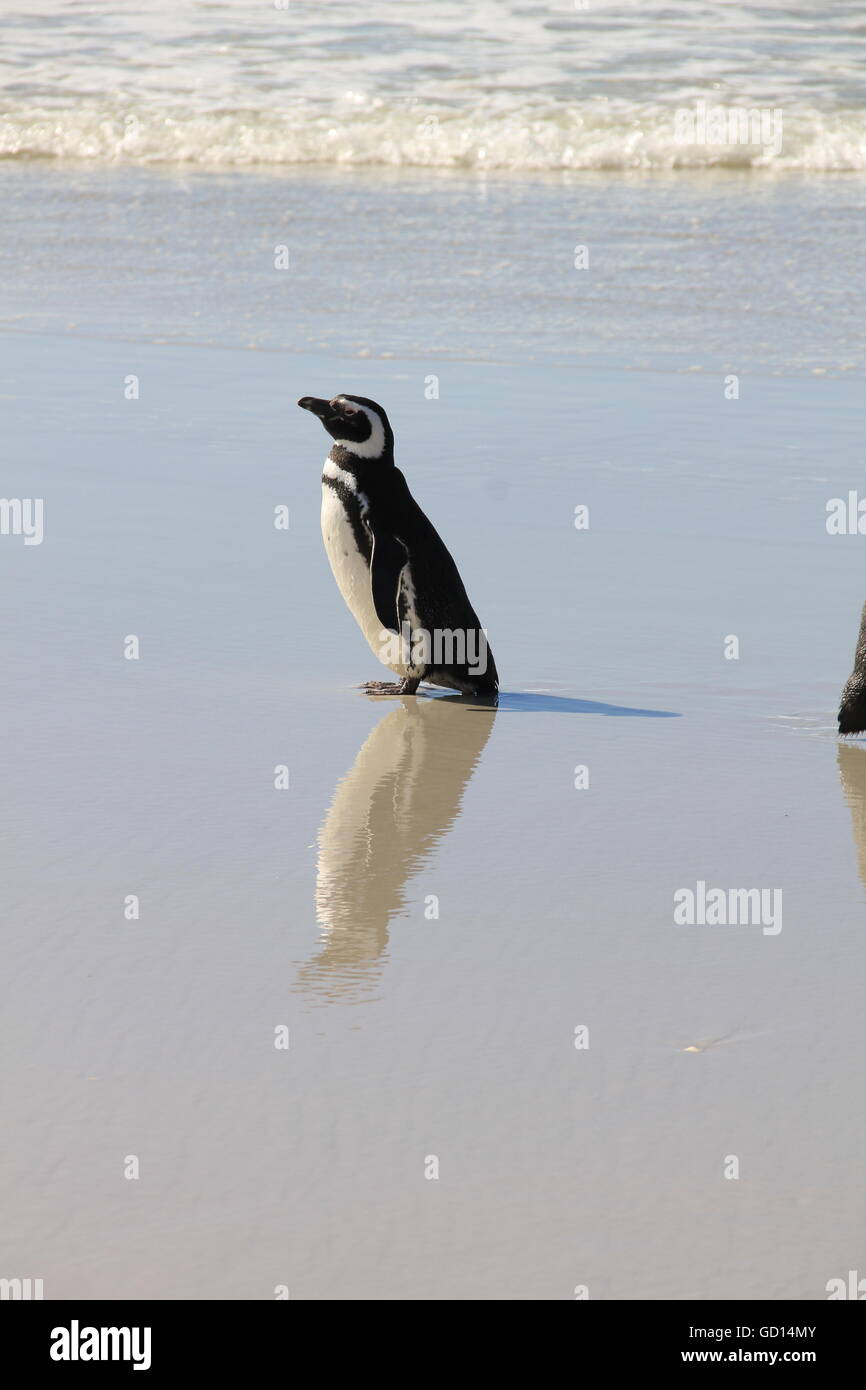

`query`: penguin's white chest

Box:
[321,476,416,676]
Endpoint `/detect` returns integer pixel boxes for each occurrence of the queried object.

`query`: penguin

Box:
[297,393,498,697]
[839,599,866,734]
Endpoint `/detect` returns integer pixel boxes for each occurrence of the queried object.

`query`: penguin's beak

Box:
[297,396,334,421]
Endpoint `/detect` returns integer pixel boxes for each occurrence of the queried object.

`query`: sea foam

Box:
[1,99,865,171]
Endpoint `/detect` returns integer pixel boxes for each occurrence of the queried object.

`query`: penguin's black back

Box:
[360,462,498,694]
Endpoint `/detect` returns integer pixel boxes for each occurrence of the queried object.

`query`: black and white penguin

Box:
[839,599,866,734]
[297,393,498,696]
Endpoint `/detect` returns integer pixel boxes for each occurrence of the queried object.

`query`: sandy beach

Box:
[3,1,866,1303]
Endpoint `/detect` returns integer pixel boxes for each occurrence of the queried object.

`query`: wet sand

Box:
[2,167,865,1299]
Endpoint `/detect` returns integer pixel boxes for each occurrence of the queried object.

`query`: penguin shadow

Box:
[361,687,680,718]
[491,691,680,718]
[837,742,866,894]
[295,694,495,1003]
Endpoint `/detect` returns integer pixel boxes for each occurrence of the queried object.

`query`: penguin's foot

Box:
[359,677,421,696]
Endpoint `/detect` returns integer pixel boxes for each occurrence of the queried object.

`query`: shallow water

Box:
[3,163,866,375]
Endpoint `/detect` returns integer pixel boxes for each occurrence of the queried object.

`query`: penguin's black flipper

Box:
[369,528,407,634]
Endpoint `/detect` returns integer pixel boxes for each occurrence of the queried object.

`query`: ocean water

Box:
[2,3,866,1303]
[1,0,866,170]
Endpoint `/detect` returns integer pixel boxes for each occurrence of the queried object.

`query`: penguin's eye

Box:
[342,405,358,417]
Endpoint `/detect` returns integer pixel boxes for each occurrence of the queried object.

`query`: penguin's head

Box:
[297,394,393,460]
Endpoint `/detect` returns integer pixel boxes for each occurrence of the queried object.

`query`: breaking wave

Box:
[1,98,865,172]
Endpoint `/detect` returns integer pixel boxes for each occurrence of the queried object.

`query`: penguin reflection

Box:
[296,695,496,1001]
[838,741,866,895]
